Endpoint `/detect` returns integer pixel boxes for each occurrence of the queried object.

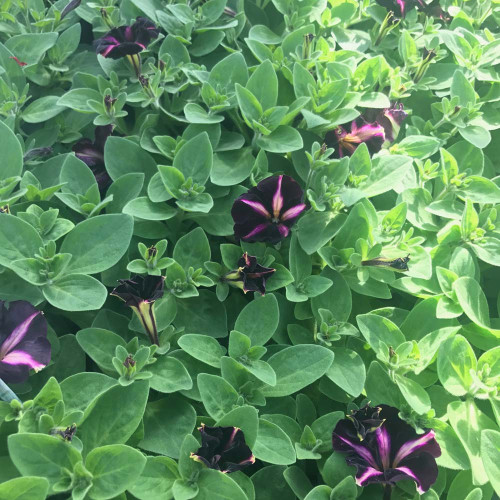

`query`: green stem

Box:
[0,379,21,403]
[228,109,251,144]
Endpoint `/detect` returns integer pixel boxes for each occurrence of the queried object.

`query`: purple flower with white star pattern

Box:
[332,404,441,496]
[191,425,255,473]
[232,175,306,243]
[0,301,50,384]
[94,17,159,59]
[325,119,386,158]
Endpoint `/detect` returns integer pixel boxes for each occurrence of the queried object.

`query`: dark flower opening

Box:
[72,125,113,193]
[325,119,386,158]
[0,301,51,384]
[191,424,255,474]
[111,275,165,345]
[224,252,275,295]
[332,404,441,494]
[232,175,306,243]
[94,17,159,60]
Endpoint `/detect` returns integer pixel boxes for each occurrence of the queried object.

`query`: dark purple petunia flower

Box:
[72,125,113,192]
[376,103,408,142]
[375,0,423,18]
[191,424,255,473]
[111,275,165,345]
[232,175,306,243]
[325,119,386,158]
[60,0,81,19]
[0,301,50,384]
[332,404,441,495]
[94,17,159,59]
[224,252,275,295]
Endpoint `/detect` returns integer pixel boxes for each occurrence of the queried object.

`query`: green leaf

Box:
[105,137,158,182]
[437,335,477,396]
[140,396,196,459]
[0,213,43,268]
[448,400,496,485]
[5,33,58,65]
[0,477,49,500]
[236,84,263,125]
[480,429,500,496]
[175,290,227,338]
[0,121,23,179]
[173,227,211,271]
[127,456,180,500]
[196,469,247,500]
[57,88,102,113]
[453,276,490,327]
[79,381,150,456]
[451,70,476,106]
[148,355,193,393]
[173,132,213,185]
[357,313,406,358]
[86,445,147,500]
[469,238,500,266]
[198,373,239,420]
[396,135,441,159]
[358,155,413,197]
[329,476,357,500]
[234,294,279,346]
[8,434,81,493]
[60,214,134,274]
[262,345,334,397]
[458,126,491,149]
[256,126,303,153]
[395,374,431,414]
[253,418,296,465]
[211,148,255,186]
[123,197,177,221]
[178,334,226,368]
[22,95,64,123]
[326,348,365,397]
[43,274,107,311]
[208,52,248,94]
[246,60,278,110]
[76,328,126,373]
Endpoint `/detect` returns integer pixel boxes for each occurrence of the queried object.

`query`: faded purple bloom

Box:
[0,301,50,384]
[332,404,441,494]
[377,103,408,142]
[224,252,275,295]
[52,424,77,441]
[232,175,306,243]
[325,119,386,158]
[111,275,165,345]
[94,17,159,59]
[362,255,410,271]
[72,125,113,192]
[191,425,255,473]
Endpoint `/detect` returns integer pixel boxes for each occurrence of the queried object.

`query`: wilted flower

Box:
[94,17,159,59]
[60,0,81,19]
[72,125,113,192]
[376,103,408,143]
[224,253,275,295]
[10,56,27,67]
[0,301,51,384]
[0,205,9,214]
[52,424,77,441]
[332,404,441,495]
[111,275,165,345]
[325,119,386,158]
[232,175,306,243]
[362,255,410,271]
[191,424,255,473]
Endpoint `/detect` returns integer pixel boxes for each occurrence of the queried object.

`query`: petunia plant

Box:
[0,0,499,499]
